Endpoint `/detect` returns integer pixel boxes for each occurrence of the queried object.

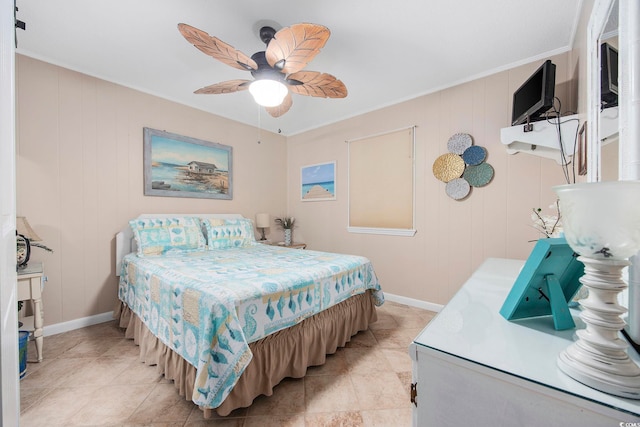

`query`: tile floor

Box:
[19,301,435,427]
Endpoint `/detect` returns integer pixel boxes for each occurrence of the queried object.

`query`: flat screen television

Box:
[511,59,556,126]
[601,42,618,108]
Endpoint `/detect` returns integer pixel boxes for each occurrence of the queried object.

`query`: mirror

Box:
[598,0,620,181]
[587,0,640,347]
[599,0,619,182]
[587,0,618,182]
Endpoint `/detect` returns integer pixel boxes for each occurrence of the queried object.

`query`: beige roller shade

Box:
[348,127,415,232]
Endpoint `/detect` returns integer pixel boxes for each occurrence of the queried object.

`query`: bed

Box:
[114,213,383,417]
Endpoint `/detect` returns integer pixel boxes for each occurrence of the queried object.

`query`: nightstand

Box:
[17,262,44,362]
[259,241,307,249]
[275,242,307,249]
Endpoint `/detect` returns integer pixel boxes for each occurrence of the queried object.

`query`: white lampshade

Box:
[555,181,640,260]
[256,213,270,228]
[16,216,42,241]
[249,80,288,107]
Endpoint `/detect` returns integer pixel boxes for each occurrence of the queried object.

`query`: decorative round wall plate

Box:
[462,145,487,165]
[445,178,471,200]
[434,132,493,200]
[433,153,465,182]
[463,162,494,187]
[447,133,473,154]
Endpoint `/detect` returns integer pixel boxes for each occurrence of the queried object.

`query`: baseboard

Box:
[41,294,440,336]
[43,311,115,337]
[383,292,443,313]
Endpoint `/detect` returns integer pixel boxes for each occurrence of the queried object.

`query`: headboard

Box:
[115,213,245,276]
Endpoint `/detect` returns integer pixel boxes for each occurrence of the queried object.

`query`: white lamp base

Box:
[557,257,640,399]
[558,348,640,398]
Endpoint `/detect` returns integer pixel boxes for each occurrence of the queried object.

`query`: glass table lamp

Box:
[554,180,640,399]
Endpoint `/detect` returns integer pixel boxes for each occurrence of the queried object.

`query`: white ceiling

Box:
[15,0,583,136]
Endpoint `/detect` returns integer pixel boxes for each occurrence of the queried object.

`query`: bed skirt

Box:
[114,290,377,417]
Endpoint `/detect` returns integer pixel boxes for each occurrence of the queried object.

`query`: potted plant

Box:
[274,217,295,246]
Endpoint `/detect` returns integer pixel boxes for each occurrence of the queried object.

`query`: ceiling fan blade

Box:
[265,92,293,118]
[178,23,258,71]
[265,23,330,75]
[194,79,251,95]
[288,71,347,98]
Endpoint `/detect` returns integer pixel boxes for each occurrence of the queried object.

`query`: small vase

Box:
[284,229,292,246]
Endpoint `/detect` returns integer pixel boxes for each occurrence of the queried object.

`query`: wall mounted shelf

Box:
[600,106,619,147]
[500,114,581,164]
[500,107,619,163]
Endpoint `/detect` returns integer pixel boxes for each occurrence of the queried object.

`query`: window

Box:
[347,127,416,236]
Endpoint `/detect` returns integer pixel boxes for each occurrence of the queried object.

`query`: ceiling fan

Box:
[177,22,347,117]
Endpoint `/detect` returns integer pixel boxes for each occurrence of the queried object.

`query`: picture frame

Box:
[301,161,336,201]
[499,237,583,330]
[143,127,233,200]
[578,121,588,176]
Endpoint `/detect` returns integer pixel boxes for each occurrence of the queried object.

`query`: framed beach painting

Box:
[301,161,336,201]
[143,127,233,199]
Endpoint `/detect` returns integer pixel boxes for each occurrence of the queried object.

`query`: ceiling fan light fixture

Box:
[179,22,341,117]
[249,79,288,107]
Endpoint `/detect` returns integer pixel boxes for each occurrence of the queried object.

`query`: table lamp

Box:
[16,216,42,268]
[554,181,640,399]
[255,213,270,241]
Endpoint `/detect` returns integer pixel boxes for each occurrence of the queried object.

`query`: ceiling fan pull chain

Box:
[257,107,262,144]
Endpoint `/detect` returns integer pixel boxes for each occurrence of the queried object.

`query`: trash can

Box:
[19,331,29,379]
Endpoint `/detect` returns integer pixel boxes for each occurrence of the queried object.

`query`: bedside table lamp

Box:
[256,213,270,241]
[554,181,640,399]
[16,216,42,268]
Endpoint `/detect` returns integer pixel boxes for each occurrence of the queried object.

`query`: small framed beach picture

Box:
[143,127,232,199]
[301,161,336,201]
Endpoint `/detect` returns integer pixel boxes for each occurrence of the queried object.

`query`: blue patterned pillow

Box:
[129,217,206,257]
[202,218,256,249]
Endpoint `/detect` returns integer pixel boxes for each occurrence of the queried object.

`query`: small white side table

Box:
[17,262,44,362]
[256,240,307,249]
[272,242,307,249]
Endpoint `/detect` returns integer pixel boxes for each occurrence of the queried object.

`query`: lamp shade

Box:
[16,216,42,241]
[554,181,640,260]
[249,80,288,107]
[256,213,270,228]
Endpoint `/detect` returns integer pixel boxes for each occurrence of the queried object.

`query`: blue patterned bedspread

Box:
[118,243,383,408]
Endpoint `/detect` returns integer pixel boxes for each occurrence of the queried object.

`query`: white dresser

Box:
[410,258,640,426]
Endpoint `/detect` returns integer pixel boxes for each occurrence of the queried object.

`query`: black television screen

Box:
[511,60,556,126]
[601,42,618,108]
